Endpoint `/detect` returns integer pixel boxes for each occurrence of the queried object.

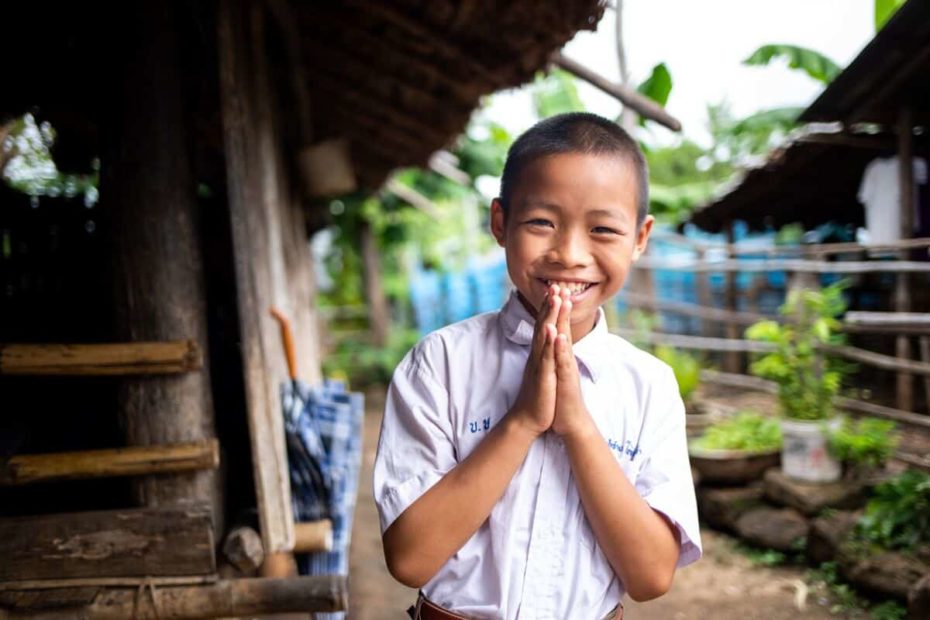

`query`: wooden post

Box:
[360,221,390,347]
[102,3,220,522]
[218,0,325,554]
[896,106,914,412]
[694,247,712,337]
[724,221,740,373]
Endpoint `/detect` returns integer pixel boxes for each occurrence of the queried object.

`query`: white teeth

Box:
[545,280,591,294]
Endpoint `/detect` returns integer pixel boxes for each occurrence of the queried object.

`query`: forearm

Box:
[383,411,539,588]
[563,421,680,601]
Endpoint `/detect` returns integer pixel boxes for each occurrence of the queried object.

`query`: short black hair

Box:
[498,112,649,227]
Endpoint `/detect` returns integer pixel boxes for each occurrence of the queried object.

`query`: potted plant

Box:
[688,409,782,484]
[745,282,850,483]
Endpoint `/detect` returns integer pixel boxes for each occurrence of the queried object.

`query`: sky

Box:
[484,0,876,147]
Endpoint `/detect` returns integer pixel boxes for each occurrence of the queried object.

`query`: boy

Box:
[373,112,701,619]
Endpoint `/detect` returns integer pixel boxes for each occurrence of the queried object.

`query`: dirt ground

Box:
[346,387,865,620]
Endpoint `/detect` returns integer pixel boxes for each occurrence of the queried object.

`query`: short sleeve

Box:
[373,343,457,533]
[634,367,702,568]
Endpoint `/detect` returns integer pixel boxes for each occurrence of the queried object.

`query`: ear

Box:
[631,214,654,261]
[490,198,507,247]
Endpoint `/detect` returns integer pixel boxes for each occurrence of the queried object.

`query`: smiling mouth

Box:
[539,278,596,295]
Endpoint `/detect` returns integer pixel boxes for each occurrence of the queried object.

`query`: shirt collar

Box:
[498,290,609,382]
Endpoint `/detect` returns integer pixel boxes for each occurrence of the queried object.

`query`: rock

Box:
[763,468,867,516]
[806,510,860,565]
[697,484,766,533]
[909,572,930,620]
[734,507,809,552]
[838,548,930,600]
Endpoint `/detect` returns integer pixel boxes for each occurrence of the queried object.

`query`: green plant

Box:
[855,469,930,552]
[869,601,907,620]
[745,282,849,420]
[693,410,782,452]
[807,561,867,616]
[322,327,420,388]
[828,417,898,469]
[655,345,701,405]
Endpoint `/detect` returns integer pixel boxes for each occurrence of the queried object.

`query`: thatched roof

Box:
[689,0,930,233]
[2,1,606,191]
[799,0,930,126]
[688,132,902,233]
[295,0,607,188]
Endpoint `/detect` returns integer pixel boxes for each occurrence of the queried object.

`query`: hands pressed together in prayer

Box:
[512,284,595,440]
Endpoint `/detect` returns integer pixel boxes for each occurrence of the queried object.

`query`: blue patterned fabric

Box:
[282,378,364,620]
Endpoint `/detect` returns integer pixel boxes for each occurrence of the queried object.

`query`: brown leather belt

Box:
[408,593,623,619]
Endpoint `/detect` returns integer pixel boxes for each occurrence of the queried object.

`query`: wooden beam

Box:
[0,508,214,581]
[551,53,682,132]
[0,576,347,619]
[0,439,219,486]
[0,341,201,376]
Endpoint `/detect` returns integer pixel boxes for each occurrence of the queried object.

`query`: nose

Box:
[547,228,591,268]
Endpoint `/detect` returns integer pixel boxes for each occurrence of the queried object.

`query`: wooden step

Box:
[1,439,219,486]
[0,341,201,376]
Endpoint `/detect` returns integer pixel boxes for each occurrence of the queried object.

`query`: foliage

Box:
[735,542,786,567]
[869,601,907,620]
[743,44,841,85]
[2,114,98,205]
[636,63,672,108]
[854,469,930,552]
[745,282,849,420]
[807,561,868,616]
[693,410,782,452]
[322,327,421,388]
[532,69,585,118]
[828,417,898,468]
[654,345,701,404]
[875,0,907,30]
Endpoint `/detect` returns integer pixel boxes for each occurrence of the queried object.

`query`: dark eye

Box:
[525,218,554,228]
[592,226,621,235]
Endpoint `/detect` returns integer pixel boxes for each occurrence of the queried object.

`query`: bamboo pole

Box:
[634,256,930,274]
[0,576,348,619]
[551,53,682,131]
[701,370,930,430]
[723,222,740,373]
[293,520,333,553]
[0,341,201,376]
[612,328,930,377]
[649,229,930,257]
[0,440,219,487]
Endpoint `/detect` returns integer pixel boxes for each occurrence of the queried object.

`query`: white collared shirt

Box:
[373,292,702,620]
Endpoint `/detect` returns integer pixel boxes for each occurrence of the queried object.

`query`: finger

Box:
[557,294,573,344]
[535,292,561,356]
[530,285,555,353]
[539,323,557,375]
[555,333,579,380]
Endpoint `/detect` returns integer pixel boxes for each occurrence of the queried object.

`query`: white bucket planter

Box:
[780,417,842,483]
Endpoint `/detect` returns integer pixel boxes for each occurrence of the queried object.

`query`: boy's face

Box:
[491,152,653,340]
